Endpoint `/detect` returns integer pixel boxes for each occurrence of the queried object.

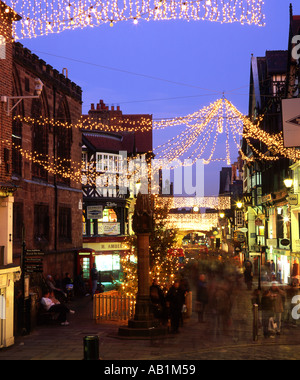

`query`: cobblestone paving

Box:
[1,284,300,360]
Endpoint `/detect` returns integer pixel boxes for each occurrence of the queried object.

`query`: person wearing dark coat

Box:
[196,274,209,323]
[150,279,168,325]
[166,280,185,333]
[244,261,253,290]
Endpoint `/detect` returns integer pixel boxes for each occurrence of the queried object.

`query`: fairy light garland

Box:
[13,114,153,133]
[166,212,219,231]
[3,0,265,40]
[5,96,300,187]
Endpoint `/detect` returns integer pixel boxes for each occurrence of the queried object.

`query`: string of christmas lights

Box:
[6,97,300,188]
[13,114,153,133]
[3,0,265,40]
[154,97,244,165]
[166,212,219,231]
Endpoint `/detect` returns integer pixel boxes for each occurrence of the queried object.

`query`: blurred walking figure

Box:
[210,279,232,340]
[150,279,167,325]
[269,282,285,335]
[261,289,274,338]
[90,263,98,297]
[244,261,253,290]
[196,274,209,323]
[166,280,185,334]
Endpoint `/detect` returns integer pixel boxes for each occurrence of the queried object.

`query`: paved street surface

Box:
[1,284,300,361]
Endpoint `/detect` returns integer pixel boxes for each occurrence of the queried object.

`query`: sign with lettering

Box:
[262,194,273,203]
[98,222,120,236]
[288,193,298,205]
[243,193,252,205]
[87,205,103,219]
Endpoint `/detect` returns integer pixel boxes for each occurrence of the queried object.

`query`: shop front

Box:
[78,239,130,292]
[268,248,292,285]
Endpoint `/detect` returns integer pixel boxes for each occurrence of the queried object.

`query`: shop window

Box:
[236,210,244,227]
[95,254,121,272]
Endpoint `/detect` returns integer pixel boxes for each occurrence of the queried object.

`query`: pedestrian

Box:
[45,275,67,302]
[62,272,74,301]
[270,260,276,281]
[90,263,98,297]
[74,270,89,297]
[166,280,185,334]
[150,279,167,325]
[196,274,209,323]
[269,282,285,335]
[243,261,253,290]
[261,289,274,338]
[41,291,75,326]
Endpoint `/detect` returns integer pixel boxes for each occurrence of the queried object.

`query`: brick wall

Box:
[0,6,13,184]
[11,42,83,279]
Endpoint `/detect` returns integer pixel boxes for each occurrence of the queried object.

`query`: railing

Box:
[93,291,136,321]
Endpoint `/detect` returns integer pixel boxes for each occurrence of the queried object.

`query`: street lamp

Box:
[1,78,44,115]
[284,178,293,190]
[236,201,243,209]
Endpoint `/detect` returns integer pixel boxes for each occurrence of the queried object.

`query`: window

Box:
[56,100,72,184]
[272,75,286,96]
[59,207,72,241]
[96,153,123,173]
[95,254,121,272]
[236,210,244,227]
[12,115,22,176]
[276,212,284,239]
[34,204,50,243]
[31,99,48,180]
[25,77,30,93]
[82,152,88,171]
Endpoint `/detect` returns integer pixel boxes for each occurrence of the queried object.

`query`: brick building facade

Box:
[11,43,83,277]
[0,1,21,348]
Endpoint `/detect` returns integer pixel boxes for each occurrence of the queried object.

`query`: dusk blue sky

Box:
[20,0,298,195]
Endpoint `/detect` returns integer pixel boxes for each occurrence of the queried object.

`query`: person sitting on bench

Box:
[41,291,75,326]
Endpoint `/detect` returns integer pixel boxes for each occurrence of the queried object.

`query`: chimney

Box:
[97,103,100,110]
[91,103,95,110]
[117,106,120,111]
[111,106,115,111]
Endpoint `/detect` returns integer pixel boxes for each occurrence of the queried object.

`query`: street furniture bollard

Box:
[83,335,99,360]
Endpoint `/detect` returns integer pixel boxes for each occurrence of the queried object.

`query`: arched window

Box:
[31,97,48,180]
[12,71,23,176]
[56,98,72,184]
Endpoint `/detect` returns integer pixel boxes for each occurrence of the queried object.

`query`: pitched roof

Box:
[82,131,136,154]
